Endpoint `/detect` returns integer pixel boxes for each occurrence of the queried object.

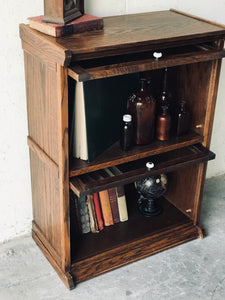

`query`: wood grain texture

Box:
[20,24,72,66]
[32,226,75,289]
[68,49,225,81]
[172,62,214,137]
[57,64,71,272]
[203,58,223,147]
[27,136,59,174]
[24,52,63,261]
[24,52,60,163]
[20,10,225,288]
[59,10,225,61]
[32,221,62,267]
[29,150,62,260]
[69,131,203,177]
[22,40,57,71]
[170,9,225,29]
[71,222,200,284]
[20,11,225,64]
[165,165,201,220]
[70,145,215,197]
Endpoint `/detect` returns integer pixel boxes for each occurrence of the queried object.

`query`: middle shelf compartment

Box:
[70,143,215,198]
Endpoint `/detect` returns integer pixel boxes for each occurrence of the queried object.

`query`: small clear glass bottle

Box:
[128,78,156,145]
[120,114,133,151]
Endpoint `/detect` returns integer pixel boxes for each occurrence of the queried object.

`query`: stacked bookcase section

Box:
[20,9,225,289]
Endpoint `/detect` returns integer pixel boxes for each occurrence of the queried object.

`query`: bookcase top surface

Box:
[20,10,225,64]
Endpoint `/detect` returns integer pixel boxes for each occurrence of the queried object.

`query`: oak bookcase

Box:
[20,9,225,289]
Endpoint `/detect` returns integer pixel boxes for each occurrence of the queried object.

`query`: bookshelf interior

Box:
[70,185,192,263]
[20,10,225,289]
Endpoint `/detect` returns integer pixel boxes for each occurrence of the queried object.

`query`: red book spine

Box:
[93,193,104,230]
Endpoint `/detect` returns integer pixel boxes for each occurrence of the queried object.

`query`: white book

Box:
[73,81,88,160]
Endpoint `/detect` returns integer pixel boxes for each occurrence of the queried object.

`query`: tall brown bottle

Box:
[158,68,170,113]
[156,106,171,141]
[128,78,156,145]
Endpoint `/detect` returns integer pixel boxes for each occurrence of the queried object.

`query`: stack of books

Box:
[72,167,129,234]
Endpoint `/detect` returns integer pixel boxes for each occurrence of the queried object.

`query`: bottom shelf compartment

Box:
[70,183,202,283]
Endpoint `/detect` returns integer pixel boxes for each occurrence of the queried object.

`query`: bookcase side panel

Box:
[30,150,62,263]
[57,64,71,272]
[169,58,222,224]
[24,52,59,164]
[24,52,63,265]
[165,164,203,220]
[194,58,223,224]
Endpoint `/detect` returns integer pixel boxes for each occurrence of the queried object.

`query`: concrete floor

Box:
[1,175,225,300]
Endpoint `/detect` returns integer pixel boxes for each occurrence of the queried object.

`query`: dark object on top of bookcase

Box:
[43,0,84,25]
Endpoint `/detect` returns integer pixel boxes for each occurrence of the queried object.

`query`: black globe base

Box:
[138,198,163,217]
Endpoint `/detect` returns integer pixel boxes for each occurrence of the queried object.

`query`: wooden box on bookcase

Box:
[43,0,84,24]
[20,9,225,289]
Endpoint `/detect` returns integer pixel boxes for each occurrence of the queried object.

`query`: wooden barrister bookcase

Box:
[20,10,225,289]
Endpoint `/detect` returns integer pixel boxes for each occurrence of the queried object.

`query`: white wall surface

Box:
[0,0,225,243]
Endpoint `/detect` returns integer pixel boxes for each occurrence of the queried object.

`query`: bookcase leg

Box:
[32,226,75,290]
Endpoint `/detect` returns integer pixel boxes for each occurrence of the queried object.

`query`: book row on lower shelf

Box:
[71,184,128,234]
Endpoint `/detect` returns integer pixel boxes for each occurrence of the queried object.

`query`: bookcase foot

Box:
[196,225,206,238]
[32,224,76,290]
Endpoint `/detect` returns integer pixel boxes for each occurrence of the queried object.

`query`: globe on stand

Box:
[135,165,168,217]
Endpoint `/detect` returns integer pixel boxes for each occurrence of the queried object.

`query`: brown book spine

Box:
[98,190,113,226]
[108,188,120,223]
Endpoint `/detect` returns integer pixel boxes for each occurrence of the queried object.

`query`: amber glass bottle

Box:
[158,68,170,112]
[156,106,171,141]
[176,101,190,136]
[128,78,156,145]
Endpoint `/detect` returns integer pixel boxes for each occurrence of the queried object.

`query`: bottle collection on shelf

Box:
[72,166,129,235]
[121,68,190,150]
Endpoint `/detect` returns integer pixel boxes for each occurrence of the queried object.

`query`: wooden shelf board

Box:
[69,131,203,177]
[69,144,215,197]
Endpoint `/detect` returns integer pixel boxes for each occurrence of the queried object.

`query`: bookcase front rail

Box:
[70,144,215,197]
[69,131,203,177]
[68,47,225,82]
